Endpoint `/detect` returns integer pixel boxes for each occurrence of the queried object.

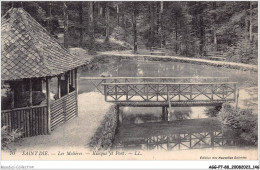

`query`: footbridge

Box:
[81,77,237,107]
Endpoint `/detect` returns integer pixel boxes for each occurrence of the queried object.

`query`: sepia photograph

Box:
[1,1,259,169]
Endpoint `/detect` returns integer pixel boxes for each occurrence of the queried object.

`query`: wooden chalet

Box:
[1,8,88,137]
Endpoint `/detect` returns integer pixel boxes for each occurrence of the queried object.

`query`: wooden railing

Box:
[102,82,237,106]
[1,105,48,137]
[81,77,230,95]
[50,90,77,130]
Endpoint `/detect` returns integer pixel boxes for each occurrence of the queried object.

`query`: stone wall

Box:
[89,105,118,150]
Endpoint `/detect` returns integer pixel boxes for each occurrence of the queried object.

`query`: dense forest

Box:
[1,1,258,64]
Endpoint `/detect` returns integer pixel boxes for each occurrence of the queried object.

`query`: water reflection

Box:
[114,106,234,151]
[113,131,237,151]
[120,106,214,125]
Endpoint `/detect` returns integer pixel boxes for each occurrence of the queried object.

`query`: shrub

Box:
[218,103,258,146]
[1,126,23,151]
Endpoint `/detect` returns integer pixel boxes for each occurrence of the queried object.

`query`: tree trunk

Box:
[105,2,110,42]
[150,2,155,49]
[245,17,248,37]
[117,4,120,27]
[133,3,137,53]
[79,2,83,47]
[63,2,69,49]
[213,30,217,49]
[47,2,52,33]
[199,15,205,56]
[121,5,126,41]
[175,16,178,54]
[249,1,252,41]
[212,2,217,51]
[159,1,163,48]
[88,1,95,54]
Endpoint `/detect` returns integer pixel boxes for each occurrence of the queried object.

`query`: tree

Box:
[149,2,155,49]
[88,1,96,54]
[105,2,110,42]
[132,2,138,53]
[1,1,257,63]
[79,1,83,47]
[159,1,164,48]
[63,2,69,48]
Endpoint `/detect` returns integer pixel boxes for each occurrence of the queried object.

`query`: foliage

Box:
[225,38,258,64]
[1,126,23,151]
[204,105,222,117]
[168,107,191,120]
[1,1,258,64]
[218,103,258,146]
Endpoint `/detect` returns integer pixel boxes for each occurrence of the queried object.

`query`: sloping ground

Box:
[99,51,257,72]
[95,38,132,52]
[7,92,112,151]
[234,86,258,115]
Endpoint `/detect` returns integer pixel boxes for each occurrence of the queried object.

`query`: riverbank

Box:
[98,51,258,72]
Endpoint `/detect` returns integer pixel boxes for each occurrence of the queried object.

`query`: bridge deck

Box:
[113,101,226,107]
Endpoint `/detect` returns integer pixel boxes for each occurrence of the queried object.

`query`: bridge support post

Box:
[162,107,165,120]
[162,107,168,121]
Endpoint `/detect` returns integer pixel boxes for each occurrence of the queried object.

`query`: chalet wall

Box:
[89,105,118,150]
[1,105,48,137]
[50,91,77,130]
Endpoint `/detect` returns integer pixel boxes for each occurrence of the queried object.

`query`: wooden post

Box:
[65,72,69,94]
[236,89,239,111]
[11,90,15,109]
[234,84,237,101]
[46,77,51,134]
[115,85,118,100]
[165,107,168,121]
[70,70,74,87]
[29,79,32,106]
[126,84,128,101]
[75,68,79,116]
[162,107,165,121]
[211,84,214,101]
[166,85,169,102]
[104,85,107,101]
[190,85,192,101]
[178,84,181,101]
[146,84,149,101]
[57,75,61,99]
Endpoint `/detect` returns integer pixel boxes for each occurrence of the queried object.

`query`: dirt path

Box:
[99,51,257,72]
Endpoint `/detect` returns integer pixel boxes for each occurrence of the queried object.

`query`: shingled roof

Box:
[1,8,89,80]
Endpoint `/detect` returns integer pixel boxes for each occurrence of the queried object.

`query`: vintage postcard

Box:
[1,1,259,169]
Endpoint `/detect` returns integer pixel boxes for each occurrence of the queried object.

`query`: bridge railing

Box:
[81,77,230,94]
[102,82,237,104]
